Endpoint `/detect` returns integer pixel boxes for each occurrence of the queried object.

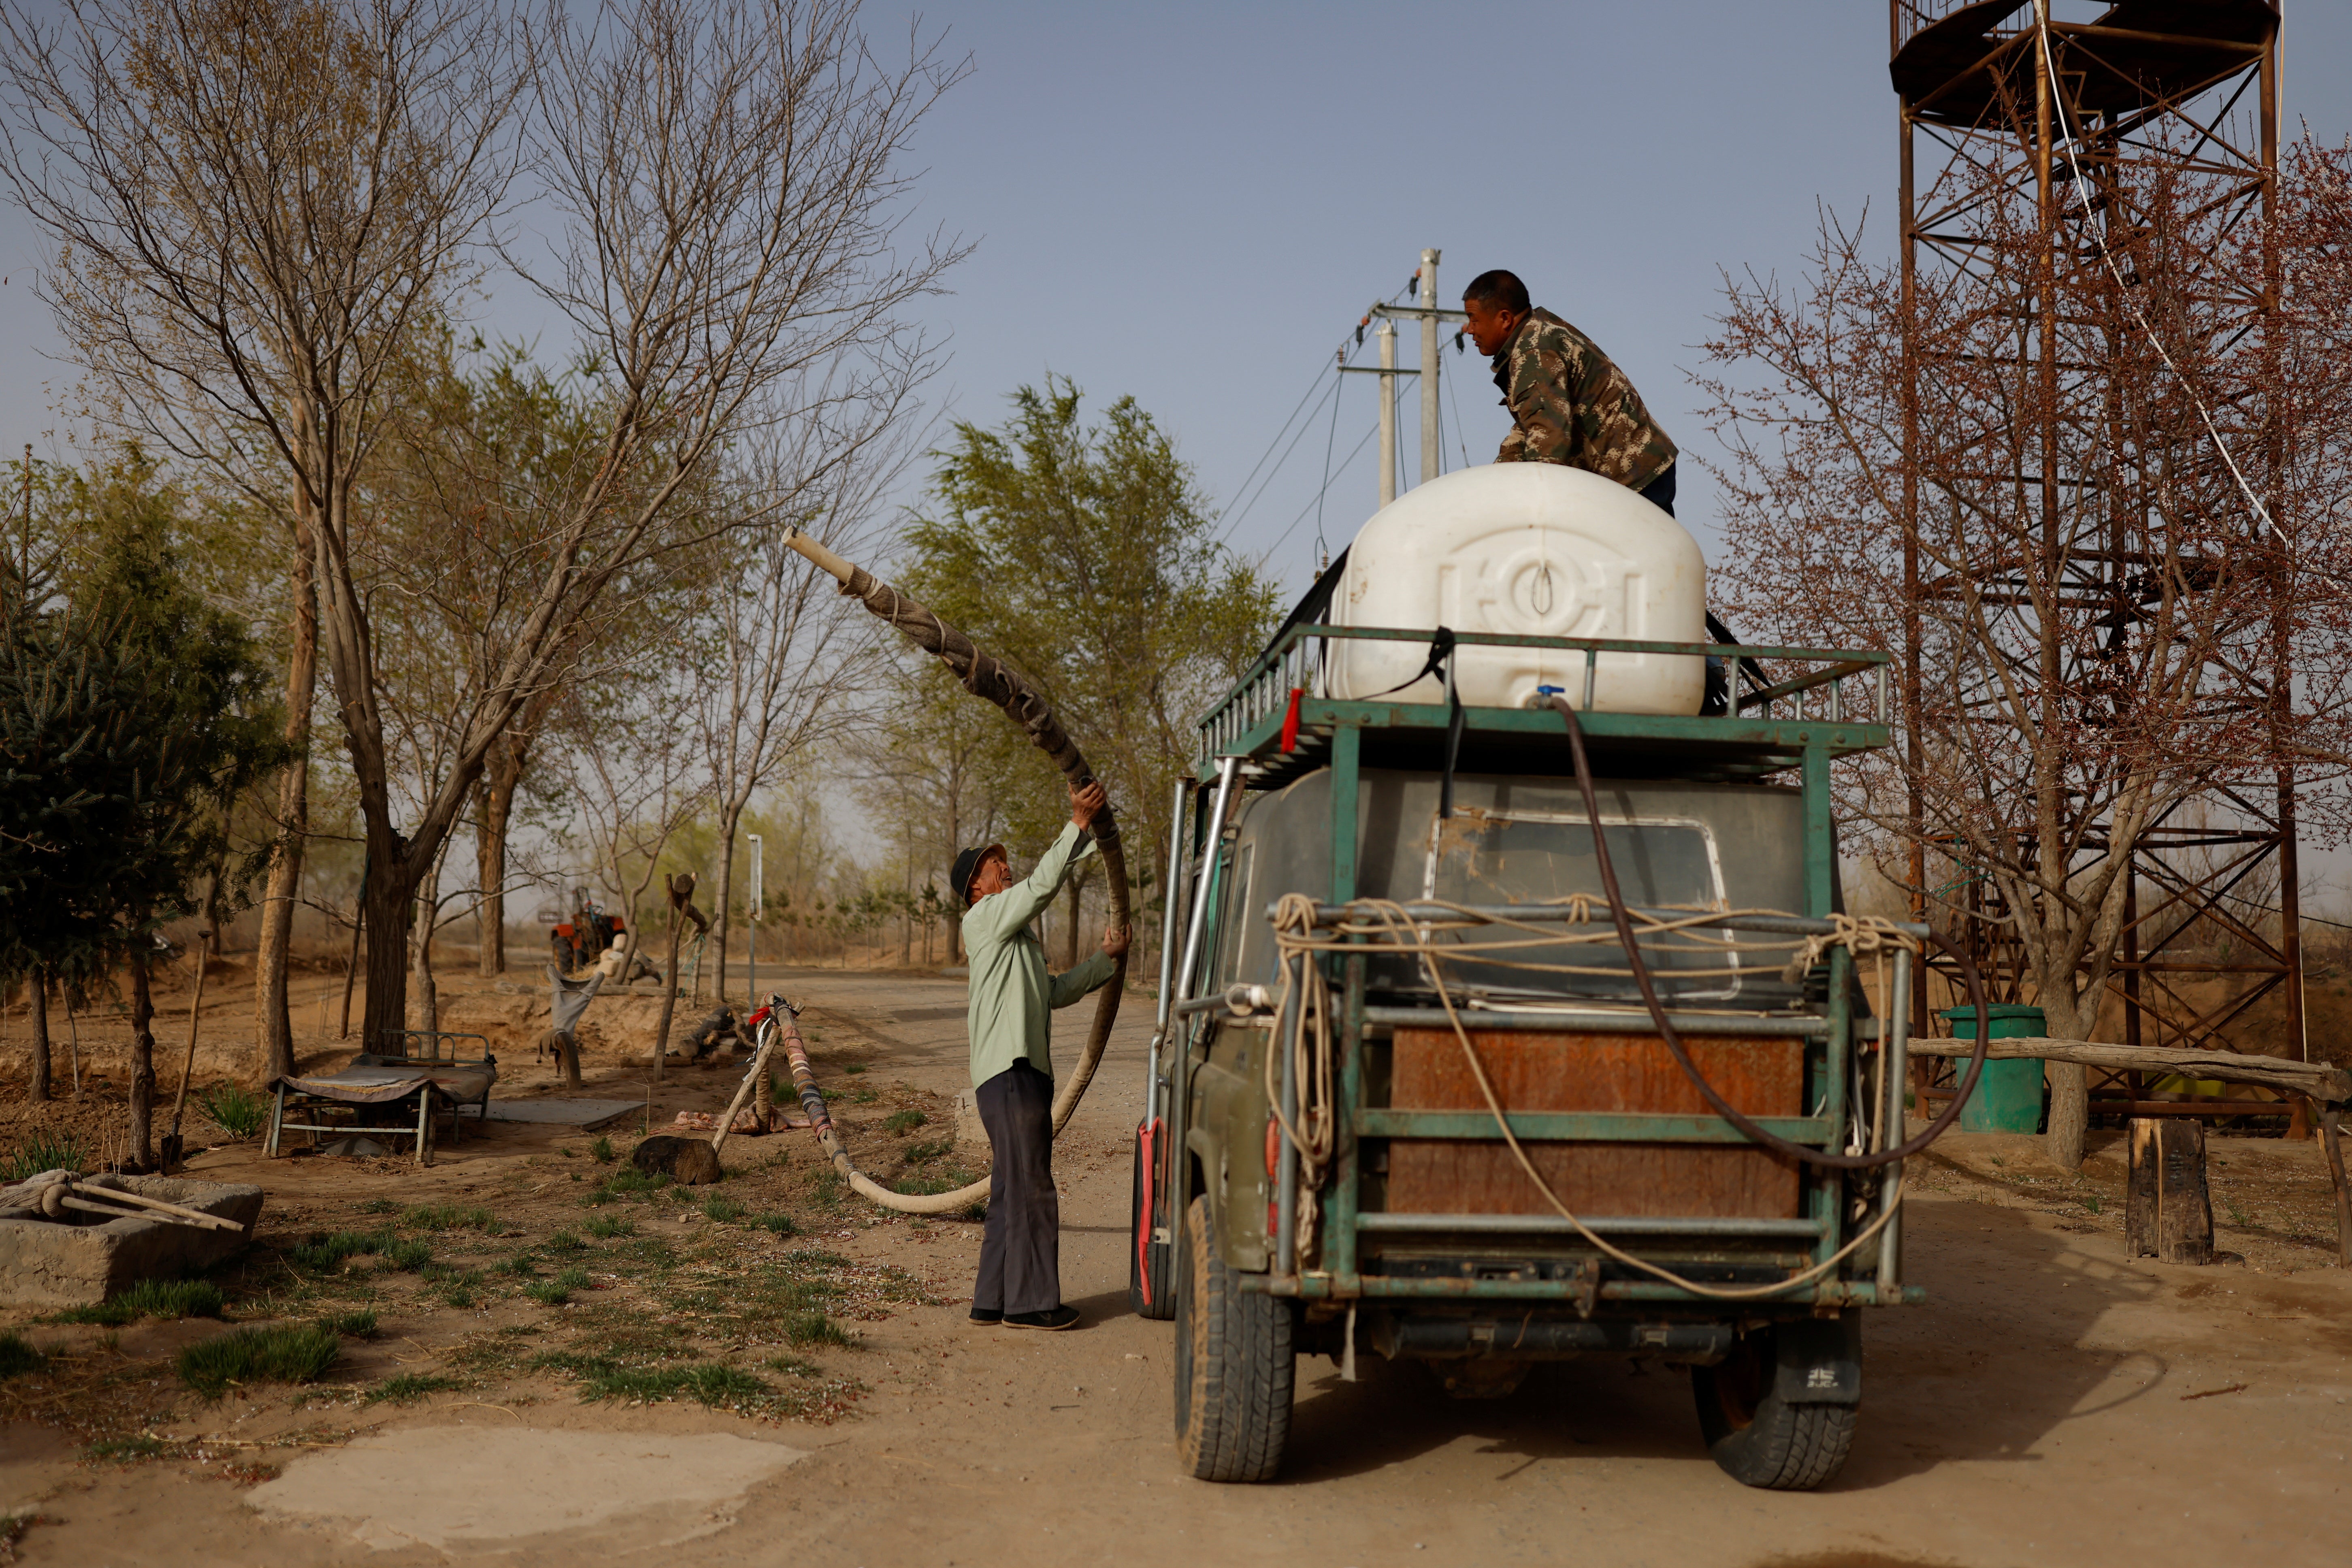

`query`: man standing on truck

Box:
[950,779,1131,1331]
[1461,268,1681,518]
[1466,266,1747,709]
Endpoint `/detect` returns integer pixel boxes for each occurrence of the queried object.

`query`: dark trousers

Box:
[974,1060,1060,1315]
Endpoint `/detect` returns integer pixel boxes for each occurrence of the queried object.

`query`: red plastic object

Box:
[1279,686,1304,752]
[1135,1118,1163,1306]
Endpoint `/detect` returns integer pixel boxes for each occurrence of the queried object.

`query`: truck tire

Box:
[1692,1324,1857,1491]
[1174,1196,1292,1481]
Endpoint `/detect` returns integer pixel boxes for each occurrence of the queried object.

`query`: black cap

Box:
[950,844,1005,906]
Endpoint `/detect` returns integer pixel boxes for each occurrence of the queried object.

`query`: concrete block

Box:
[0,1174,264,1307]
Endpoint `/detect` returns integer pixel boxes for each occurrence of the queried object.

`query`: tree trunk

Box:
[129,952,156,1169]
[474,737,524,976]
[412,893,439,1037]
[359,849,417,1054]
[27,974,50,1104]
[254,525,318,1084]
[2039,991,2092,1172]
[712,804,742,1005]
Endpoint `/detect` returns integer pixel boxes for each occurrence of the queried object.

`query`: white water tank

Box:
[1323,464,1707,715]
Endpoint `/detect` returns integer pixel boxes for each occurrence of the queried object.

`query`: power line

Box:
[1268,415,1379,566]
[1216,364,1339,545]
[1218,371,1342,545]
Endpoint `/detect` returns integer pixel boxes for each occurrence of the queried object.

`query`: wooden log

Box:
[2126,1118,2214,1266]
[1911,1036,2350,1106]
[2322,1108,2352,1270]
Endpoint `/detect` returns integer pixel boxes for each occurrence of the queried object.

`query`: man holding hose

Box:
[951,779,1130,1330]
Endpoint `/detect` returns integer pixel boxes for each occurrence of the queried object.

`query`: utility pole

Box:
[1361,249,1466,500]
[1418,249,1442,487]
[1376,321,1398,507]
[746,833,763,1009]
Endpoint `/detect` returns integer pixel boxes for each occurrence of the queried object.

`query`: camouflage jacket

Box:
[1491,308,1677,489]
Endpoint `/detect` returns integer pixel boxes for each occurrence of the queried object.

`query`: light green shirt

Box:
[963,821,1116,1089]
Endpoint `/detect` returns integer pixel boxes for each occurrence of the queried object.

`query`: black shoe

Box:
[968,1307,1003,1324]
[1002,1305,1081,1332]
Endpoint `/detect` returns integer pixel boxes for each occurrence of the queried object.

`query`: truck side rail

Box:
[1197,623,1892,767]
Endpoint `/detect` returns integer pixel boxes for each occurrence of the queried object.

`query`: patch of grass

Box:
[0,1128,91,1183]
[782,1311,856,1349]
[571,1358,770,1408]
[844,1088,878,1106]
[890,1163,980,1199]
[0,1333,44,1379]
[2224,1197,2252,1227]
[375,1238,433,1273]
[590,1135,616,1163]
[2082,1193,2103,1215]
[583,1215,637,1240]
[289,1228,397,1272]
[318,1308,379,1338]
[194,1083,269,1140]
[807,1169,846,1211]
[883,1109,927,1135]
[364,1372,460,1406]
[546,1229,586,1254]
[903,1138,954,1164]
[404,1204,496,1232]
[431,1268,486,1309]
[701,1194,746,1223]
[526,1267,591,1306]
[177,1324,342,1398]
[604,1166,669,1197]
[358,1197,399,1214]
[559,1145,577,1158]
[87,1434,169,1462]
[842,1062,865,1075]
[753,1214,798,1237]
[52,1278,225,1326]
[765,1353,821,1378]
[494,1253,539,1278]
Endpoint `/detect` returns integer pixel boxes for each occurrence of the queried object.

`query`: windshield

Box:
[1417,810,1738,1003]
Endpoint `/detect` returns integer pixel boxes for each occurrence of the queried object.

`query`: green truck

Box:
[1129,619,1978,1489]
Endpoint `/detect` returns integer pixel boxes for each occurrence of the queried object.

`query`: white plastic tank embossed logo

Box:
[1326,465,1707,716]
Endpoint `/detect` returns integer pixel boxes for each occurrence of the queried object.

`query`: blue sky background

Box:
[9,2,2347,592]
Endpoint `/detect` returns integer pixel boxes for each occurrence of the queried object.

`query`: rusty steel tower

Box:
[1890,2,2303,1118]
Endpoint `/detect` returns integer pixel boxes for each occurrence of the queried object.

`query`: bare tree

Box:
[1696,143,2352,1169]
[0,0,526,1077]
[692,429,898,1004]
[551,673,708,1082]
[3,0,966,1051]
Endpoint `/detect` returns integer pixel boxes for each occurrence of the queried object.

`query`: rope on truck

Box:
[1254,694,1995,1302]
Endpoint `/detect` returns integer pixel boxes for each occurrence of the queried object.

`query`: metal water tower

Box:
[1889,3,2303,1113]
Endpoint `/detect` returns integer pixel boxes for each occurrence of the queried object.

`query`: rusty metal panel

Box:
[1384,1028,1802,1218]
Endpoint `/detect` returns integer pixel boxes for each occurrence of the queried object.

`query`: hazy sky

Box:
[5,2,2348,904]
[7,1,2346,593]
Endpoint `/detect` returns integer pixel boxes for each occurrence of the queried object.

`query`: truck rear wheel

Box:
[1692,1324,1857,1491]
[1174,1196,1292,1482]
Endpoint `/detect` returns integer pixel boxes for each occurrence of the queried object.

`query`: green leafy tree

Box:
[0,495,285,1153]
[898,380,1278,952]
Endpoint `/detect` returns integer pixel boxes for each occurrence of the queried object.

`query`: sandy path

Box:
[4,967,2348,1567]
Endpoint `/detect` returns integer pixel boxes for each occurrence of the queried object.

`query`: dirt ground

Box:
[0,961,2348,1567]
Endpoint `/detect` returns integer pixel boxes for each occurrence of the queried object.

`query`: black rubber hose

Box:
[1547,694,1990,1171]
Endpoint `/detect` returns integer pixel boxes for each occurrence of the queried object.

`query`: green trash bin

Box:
[1941,1003,2047,1133]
